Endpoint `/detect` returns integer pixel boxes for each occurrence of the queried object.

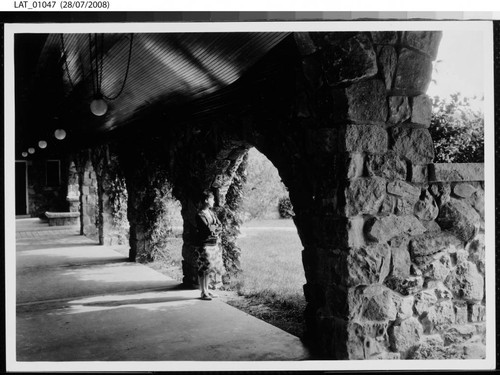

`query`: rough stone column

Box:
[89,144,129,246]
[125,179,155,262]
[101,147,129,246]
[118,142,172,263]
[180,196,202,286]
[294,31,448,359]
[90,146,107,245]
[74,150,99,239]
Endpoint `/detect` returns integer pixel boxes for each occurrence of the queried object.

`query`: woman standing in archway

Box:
[195,190,223,300]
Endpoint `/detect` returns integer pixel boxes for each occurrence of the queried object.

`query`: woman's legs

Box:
[198,246,220,299]
[198,274,205,295]
[200,272,212,300]
[204,273,209,294]
[205,273,218,298]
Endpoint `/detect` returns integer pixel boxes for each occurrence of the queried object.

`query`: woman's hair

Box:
[200,190,214,207]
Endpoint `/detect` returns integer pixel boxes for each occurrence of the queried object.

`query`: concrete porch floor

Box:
[14,218,310,363]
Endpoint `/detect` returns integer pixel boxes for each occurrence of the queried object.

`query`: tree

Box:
[241,147,289,220]
[429,93,484,163]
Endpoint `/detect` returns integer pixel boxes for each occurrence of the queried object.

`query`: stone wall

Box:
[294,31,486,359]
[406,163,485,359]
[332,162,485,360]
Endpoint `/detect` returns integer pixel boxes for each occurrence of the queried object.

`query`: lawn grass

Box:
[225,219,307,338]
[241,218,297,228]
[232,227,305,300]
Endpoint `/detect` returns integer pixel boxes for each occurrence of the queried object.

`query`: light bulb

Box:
[38,140,47,149]
[54,129,66,140]
[28,147,35,154]
[22,152,28,157]
[90,98,108,116]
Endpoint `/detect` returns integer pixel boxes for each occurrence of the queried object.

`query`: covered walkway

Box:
[15,218,310,362]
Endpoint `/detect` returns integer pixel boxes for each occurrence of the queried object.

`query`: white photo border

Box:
[4,20,496,372]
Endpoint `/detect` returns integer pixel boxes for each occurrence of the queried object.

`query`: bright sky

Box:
[427,30,485,102]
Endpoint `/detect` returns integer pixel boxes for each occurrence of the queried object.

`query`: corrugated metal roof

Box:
[34,32,290,134]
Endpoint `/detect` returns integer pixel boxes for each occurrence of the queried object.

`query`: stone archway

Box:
[106,31,485,360]
[175,141,251,287]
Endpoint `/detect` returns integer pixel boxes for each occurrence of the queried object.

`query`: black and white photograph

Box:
[3,15,496,372]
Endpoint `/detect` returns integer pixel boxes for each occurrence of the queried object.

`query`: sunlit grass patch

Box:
[235,228,305,298]
[226,223,306,337]
[242,218,297,228]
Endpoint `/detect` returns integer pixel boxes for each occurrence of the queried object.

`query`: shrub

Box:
[218,152,247,283]
[103,152,129,245]
[430,94,484,163]
[278,196,294,219]
[107,175,128,230]
[144,181,182,263]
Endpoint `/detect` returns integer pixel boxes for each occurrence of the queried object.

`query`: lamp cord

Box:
[60,34,75,90]
[88,33,105,99]
[99,34,104,97]
[88,34,97,97]
[102,33,134,101]
[62,33,134,102]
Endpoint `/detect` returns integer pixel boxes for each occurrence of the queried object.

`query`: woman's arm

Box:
[212,211,222,233]
[196,213,212,240]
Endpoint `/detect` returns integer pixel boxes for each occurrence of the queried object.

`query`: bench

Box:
[45,211,80,226]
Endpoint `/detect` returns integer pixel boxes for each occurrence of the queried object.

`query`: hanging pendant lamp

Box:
[88,33,134,117]
[60,33,134,118]
[90,96,108,116]
[54,129,66,140]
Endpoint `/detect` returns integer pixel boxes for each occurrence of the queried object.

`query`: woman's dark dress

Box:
[194,209,224,277]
